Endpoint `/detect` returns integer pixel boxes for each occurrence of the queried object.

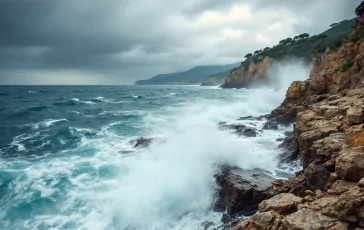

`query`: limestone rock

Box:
[347,107,364,124]
[282,208,349,230]
[328,180,357,194]
[321,186,364,223]
[258,193,303,214]
[345,124,364,147]
[304,163,331,190]
[222,56,274,88]
[359,178,364,187]
[336,147,364,181]
[243,211,282,230]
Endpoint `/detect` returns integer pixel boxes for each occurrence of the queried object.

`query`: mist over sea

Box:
[0,70,305,229]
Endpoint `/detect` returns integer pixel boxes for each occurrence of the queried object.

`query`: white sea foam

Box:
[72,98,96,105]
[1,62,309,230]
[31,119,68,130]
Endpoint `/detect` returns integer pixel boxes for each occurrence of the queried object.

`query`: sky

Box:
[0,0,361,85]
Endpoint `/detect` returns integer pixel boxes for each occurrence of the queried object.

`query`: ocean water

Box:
[0,85,298,230]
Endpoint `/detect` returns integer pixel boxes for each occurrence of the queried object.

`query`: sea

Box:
[0,85,300,230]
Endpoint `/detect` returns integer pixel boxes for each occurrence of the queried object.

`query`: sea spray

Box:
[0,81,308,229]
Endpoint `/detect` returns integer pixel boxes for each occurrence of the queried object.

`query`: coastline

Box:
[219,13,364,230]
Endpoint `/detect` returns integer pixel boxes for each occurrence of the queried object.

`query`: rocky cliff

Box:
[222,56,274,88]
[221,18,357,89]
[226,11,364,230]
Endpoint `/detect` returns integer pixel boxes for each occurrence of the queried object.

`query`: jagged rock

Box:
[336,147,364,181]
[286,81,309,99]
[129,137,154,148]
[242,128,258,137]
[225,14,364,229]
[262,120,279,130]
[258,193,302,214]
[281,208,349,230]
[238,116,254,120]
[321,186,364,223]
[219,122,259,137]
[201,221,217,230]
[347,107,364,125]
[215,168,276,216]
[359,178,364,187]
[327,180,357,194]
[345,124,364,147]
[304,163,331,191]
[269,173,308,197]
[222,56,273,88]
[278,131,300,162]
[243,211,283,230]
[310,133,345,164]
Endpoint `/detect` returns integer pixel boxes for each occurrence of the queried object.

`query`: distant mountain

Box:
[200,69,231,86]
[135,63,240,85]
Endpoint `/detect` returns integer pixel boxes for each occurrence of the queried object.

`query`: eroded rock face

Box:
[215,168,276,216]
[282,208,349,230]
[237,88,364,229]
[226,15,364,230]
[219,122,259,137]
[258,193,302,214]
[222,56,274,88]
[336,147,364,181]
[347,107,364,125]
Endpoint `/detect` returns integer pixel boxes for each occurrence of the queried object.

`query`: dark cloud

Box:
[0,0,361,84]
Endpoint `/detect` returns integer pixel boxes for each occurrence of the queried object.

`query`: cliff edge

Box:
[221,18,357,89]
[229,5,364,230]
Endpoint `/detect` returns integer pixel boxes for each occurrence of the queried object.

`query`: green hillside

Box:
[239,18,357,68]
[135,63,240,85]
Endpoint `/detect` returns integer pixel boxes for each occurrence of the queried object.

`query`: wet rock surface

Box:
[129,137,154,148]
[226,14,364,229]
[239,88,364,230]
[219,122,260,137]
[215,167,276,217]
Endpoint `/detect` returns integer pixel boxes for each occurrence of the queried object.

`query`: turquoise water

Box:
[0,85,293,230]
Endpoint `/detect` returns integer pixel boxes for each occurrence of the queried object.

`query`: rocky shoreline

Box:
[128,14,364,228]
[218,12,364,230]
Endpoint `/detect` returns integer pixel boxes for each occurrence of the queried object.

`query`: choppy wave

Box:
[30,118,68,130]
[0,77,309,229]
[53,98,95,106]
[13,105,49,115]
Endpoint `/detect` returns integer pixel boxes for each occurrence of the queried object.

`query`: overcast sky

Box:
[0,0,361,85]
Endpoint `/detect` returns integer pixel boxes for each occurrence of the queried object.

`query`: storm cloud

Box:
[0,0,361,84]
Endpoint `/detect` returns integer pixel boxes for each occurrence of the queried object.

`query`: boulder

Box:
[310,133,345,164]
[304,163,331,191]
[215,168,276,216]
[281,208,349,230]
[219,122,259,138]
[336,147,364,181]
[345,124,364,147]
[129,137,154,148]
[321,186,364,223]
[258,193,302,214]
[263,120,279,130]
[347,107,364,125]
[327,180,357,194]
[277,131,300,163]
[243,211,283,230]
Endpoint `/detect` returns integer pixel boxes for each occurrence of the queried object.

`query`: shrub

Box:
[341,90,348,97]
[341,60,354,72]
[355,1,364,16]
